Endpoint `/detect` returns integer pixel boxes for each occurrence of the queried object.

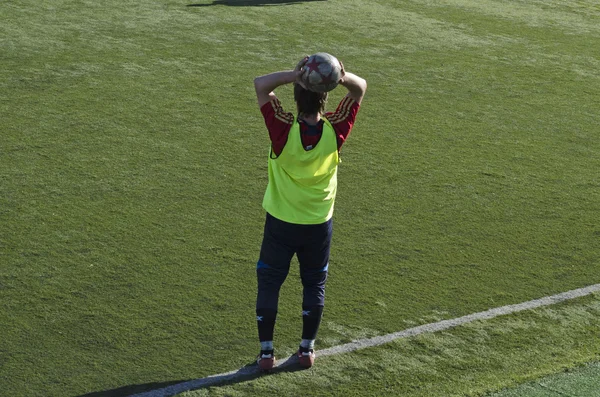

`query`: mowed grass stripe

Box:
[490,361,600,397]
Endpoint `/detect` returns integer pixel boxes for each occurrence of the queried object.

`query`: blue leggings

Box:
[256,213,332,312]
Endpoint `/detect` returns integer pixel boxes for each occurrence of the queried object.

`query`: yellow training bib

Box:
[262,116,339,224]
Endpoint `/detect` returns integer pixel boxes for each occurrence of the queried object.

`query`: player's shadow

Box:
[75,379,186,397]
[75,356,306,397]
[188,0,326,7]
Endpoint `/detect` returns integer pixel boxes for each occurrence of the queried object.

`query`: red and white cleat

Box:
[257,352,275,372]
[297,349,315,368]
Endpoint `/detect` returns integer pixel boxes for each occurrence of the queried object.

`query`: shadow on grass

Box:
[75,380,186,397]
[188,0,326,7]
[76,355,307,397]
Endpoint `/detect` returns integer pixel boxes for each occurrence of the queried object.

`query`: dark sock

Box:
[256,308,277,342]
[260,349,274,357]
[301,305,324,340]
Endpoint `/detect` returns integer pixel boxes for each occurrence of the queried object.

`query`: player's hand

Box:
[295,56,309,72]
[295,56,309,88]
[338,60,346,84]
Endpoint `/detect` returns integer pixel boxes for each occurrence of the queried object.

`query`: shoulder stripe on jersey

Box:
[270,100,294,125]
[327,97,354,124]
[327,97,352,124]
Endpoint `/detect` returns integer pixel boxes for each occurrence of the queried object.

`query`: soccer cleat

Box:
[257,350,275,371]
[297,348,315,368]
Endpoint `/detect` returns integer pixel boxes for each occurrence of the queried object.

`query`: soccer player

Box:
[253,56,367,370]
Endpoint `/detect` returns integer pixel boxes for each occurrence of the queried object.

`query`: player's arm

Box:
[338,65,367,105]
[254,57,308,108]
[254,71,296,108]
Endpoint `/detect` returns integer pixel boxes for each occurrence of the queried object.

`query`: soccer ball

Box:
[300,52,342,93]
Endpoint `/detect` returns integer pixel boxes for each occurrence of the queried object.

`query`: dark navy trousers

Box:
[256,213,332,312]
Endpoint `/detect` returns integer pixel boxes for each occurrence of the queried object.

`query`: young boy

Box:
[253,56,367,370]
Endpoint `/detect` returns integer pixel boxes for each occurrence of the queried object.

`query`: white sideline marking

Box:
[131,283,600,397]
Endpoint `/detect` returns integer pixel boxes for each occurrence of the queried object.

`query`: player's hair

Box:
[294,83,328,116]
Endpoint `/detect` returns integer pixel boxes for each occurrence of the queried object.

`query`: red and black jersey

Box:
[260,95,360,156]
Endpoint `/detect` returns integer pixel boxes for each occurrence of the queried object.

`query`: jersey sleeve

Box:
[260,98,294,157]
[325,96,361,150]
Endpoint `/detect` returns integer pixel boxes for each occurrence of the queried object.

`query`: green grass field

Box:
[490,360,600,397]
[1,0,599,396]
